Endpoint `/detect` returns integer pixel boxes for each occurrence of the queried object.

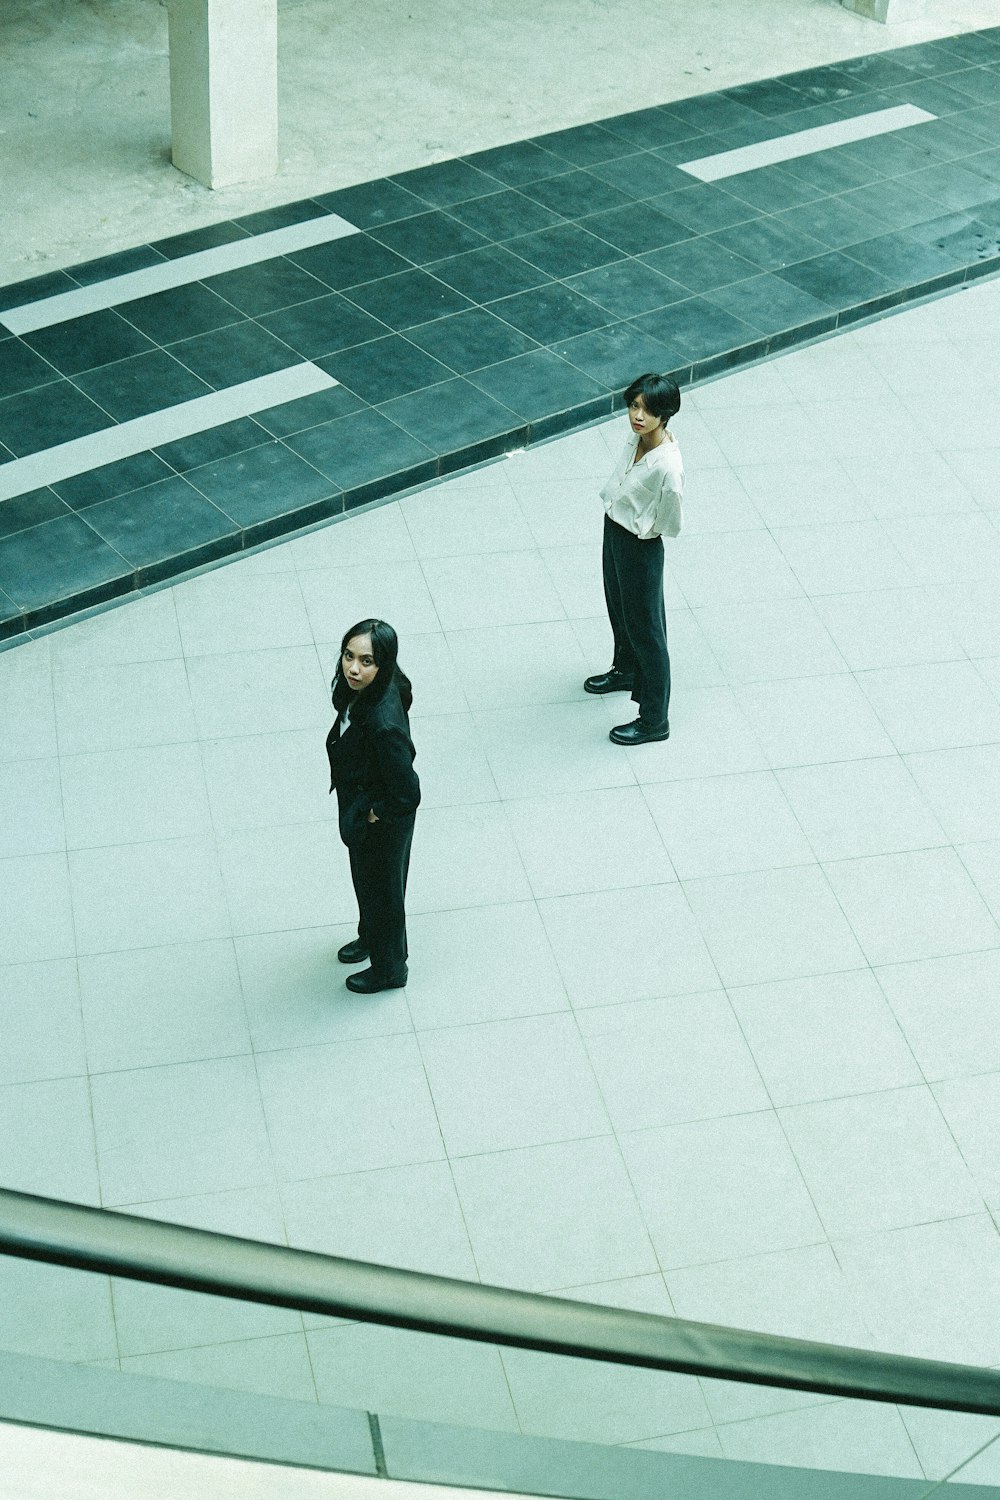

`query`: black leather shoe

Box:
[346,967,408,994]
[584,669,635,695]
[338,939,370,964]
[609,717,670,746]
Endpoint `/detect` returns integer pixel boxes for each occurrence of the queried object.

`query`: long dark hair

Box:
[331,618,413,719]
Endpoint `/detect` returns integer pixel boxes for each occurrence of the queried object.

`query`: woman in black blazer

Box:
[326,618,420,993]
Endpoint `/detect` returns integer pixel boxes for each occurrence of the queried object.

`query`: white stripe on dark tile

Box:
[678,104,936,183]
[0,364,336,502]
[0,213,360,335]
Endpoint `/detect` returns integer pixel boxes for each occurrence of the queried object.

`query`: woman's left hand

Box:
[367,810,379,823]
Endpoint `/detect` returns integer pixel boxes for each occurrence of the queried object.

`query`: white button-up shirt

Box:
[600,424,684,540]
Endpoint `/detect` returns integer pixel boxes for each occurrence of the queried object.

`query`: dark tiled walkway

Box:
[2,28,1000,638]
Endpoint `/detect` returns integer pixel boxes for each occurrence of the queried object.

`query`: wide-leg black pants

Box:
[348,815,415,979]
[602,514,671,726]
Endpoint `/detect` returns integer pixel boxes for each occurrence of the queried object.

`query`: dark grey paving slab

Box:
[73,349,212,421]
[152,415,272,472]
[317,334,454,404]
[22,309,154,377]
[0,338,60,398]
[83,474,240,583]
[0,485,71,538]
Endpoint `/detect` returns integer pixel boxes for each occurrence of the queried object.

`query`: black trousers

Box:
[348,815,415,979]
[602,514,671,726]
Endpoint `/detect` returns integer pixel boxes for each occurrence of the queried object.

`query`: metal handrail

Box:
[3,1185,1000,1418]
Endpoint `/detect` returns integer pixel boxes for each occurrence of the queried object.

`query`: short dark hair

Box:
[622,373,680,424]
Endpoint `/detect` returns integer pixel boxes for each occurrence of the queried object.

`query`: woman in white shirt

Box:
[586,372,684,745]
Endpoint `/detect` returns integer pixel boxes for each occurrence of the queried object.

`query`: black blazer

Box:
[326,680,420,847]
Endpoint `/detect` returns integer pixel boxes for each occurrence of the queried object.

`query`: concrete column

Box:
[168,0,278,189]
[841,0,926,21]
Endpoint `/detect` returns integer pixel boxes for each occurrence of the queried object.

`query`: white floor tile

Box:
[624,685,769,784]
[407,711,498,808]
[509,476,601,549]
[186,646,329,739]
[733,459,869,528]
[717,1399,922,1479]
[91,1054,274,1206]
[898,1407,1000,1487]
[0,1074,100,1204]
[877,950,1000,1084]
[45,591,183,666]
[418,1012,610,1156]
[681,466,763,534]
[505,785,674,898]
[256,1034,444,1180]
[0,852,75,966]
[110,1185,296,1355]
[407,803,532,913]
[400,483,529,556]
[884,512,1000,586]
[700,404,837,466]
[857,660,1000,754]
[735,674,895,769]
[0,958,85,1087]
[77,939,250,1073]
[202,730,337,837]
[297,558,441,641]
[932,579,1000,658]
[942,446,1000,506]
[840,450,978,519]
[729,969,922,1107]
[0,756,64,857]
[0,640,56,762]
[694,597,846,684]
[444,621,590,710]
[217,820,353,935]
[824,846,999,966]
[539,883,718,1006]
[905,744,1000,844]
[52,658,198,754]
[669,530,804,607]
[69,837,231,955]
[780,1085,984,1239]
[934,1072,1000,1214]
[684,864,865,987]
[282,1161,478,1278]
[812,587,963,671]
[773,520,913,595]
[403,901,568,1030]
[621,1111,823,1269]
[288,502,415,569]
[643,770,813,879]
[577,990,769,1132]
[539,542,614,618]
[475,700,636,799]
[833,1216,1000,1366]
[958,838,1000,923]
[666,1243,870,1358]
[776,756,947,861]
[60,743,212,849]
[421,549,563,630]
[173,570,313,657]
[452,1136,657,1291]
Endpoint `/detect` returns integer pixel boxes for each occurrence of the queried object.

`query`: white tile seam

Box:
[678,104,938,183]
[0,365,336,502]
[0,213,361,336]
